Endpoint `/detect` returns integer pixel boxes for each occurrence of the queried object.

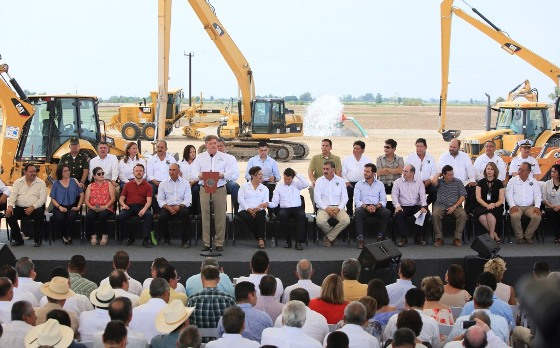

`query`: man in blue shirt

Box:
[217,281,273,343]
[185,258,235,297]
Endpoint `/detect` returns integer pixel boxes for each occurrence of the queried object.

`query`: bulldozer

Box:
[0,57,127,186]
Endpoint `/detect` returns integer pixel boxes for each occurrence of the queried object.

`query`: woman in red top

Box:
[84,166,116,245]
[309,274,348,324]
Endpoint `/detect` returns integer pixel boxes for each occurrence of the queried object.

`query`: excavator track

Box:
[198,139,308,162]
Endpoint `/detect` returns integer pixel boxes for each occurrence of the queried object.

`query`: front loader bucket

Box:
[442,129,461,142]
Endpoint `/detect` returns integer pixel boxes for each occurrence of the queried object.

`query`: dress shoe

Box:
[433,238,444,247]
[201,246,211,251]
[516,238,525,244]
[323,236,333,247]
[295,242,303,250]
[414,237,427,246]
[397,238,408,247]
[332,238,339,246]
[215,246,223,252]
[453,238,463,247]
[125,239,135,246]
[357,240,365,249]
[182,242,189,248]
[142,240,153,248]
[10,240,24,247]
[33,241,41,247]
[525,237,534,244]
[284,241,292,248]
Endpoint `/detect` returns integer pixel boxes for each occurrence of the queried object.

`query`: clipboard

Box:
[202,171,220,194]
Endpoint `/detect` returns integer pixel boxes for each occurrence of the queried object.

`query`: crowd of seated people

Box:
[0,250,553,348]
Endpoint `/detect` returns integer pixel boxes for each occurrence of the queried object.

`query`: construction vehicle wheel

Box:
[142,123,156,140]
[122,122,141,140]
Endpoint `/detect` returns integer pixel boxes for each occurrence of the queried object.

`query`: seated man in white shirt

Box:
[88,141,119,189]
[237,251,284,301]
[157,163,192,247]
[206,306,260,348]
[324,301,380,348]
[282,259,321,304]
[0,277,14,324]
[341,140,372,216]
[268,168,309,250]
[0,265,38,306]
[0,300,36,346]
[314,160,350,247]
[509,140,541,178]
[78,283,114,342]
[444,311,509,348]
[100,250,143,296]
[147,140,177,215]
[473,140,507,181]
[129,278,171,343]
[0,178,10,211]
[14,258,43,303]
[92,297,148,348]
[261,300,322,348]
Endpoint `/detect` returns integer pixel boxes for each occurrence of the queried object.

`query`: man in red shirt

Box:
[118,164,154,248]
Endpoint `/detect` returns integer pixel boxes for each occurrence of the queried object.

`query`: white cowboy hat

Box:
[89,283,116,308]
[25,318,74,348]
[155,299,195,333]
[40,276,75,300]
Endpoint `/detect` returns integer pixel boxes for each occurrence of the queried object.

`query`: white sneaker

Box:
[21,232,30,240]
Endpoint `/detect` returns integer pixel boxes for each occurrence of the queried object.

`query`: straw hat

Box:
[89,283,116,308]
[40,276,75,300]
[25,318,74,348]
[155,299,195,333]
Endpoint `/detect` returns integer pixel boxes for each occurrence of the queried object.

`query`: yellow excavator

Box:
[438,0,560,175]
[0,56,127,186]
[158,0,308,161]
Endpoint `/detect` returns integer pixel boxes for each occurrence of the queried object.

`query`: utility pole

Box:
[184,52,194,106]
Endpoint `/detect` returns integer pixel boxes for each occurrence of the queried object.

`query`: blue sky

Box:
[1,0,558,101]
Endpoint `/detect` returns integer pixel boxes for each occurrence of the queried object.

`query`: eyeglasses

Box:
[96,172,105,176]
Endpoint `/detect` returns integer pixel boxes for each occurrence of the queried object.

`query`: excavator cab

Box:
[496,106,549,144]
[16,96,101,162]
[251,99,286,135]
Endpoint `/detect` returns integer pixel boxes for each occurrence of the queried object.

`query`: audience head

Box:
[483,258,507,282]
[102,320,128,348]
[259,275,277,297]
[282,300,307,328]
[326,331,350,348]
[50,266,70,279]
[392,327,416,348]
[222,306,245,334]
[0,265,17,285]
[109,269,128,290]
[367,278,390,309]
[396,309,423,336]
[177,325,201,348]
[156,299,195,334]
[152,257,170,274]
[296,259,313,280]
[289,288,311,306]
[46,309,71,328]
[108,297,133,324]
[235,281,257,305]
[463,325,488,348]
[341,258,361,280]
[113,250,130,271]
[421,276,444,301]
[477,272,497,291]
[358,296,377,319]
[344,301,367,325]
[0,277,13,300]
[446,264,466,289]
[473,285,494,309]
[250,250,270,274]
[399,259,416,279]
[157,265,180,289]
[469,310,491,327]
[25,318,73,348]
[11,300,36,325]
[149,277,170,300]
[533,261,550,279]
[15,257,36,278]
[404,288,425,309]
[320,274,345,305]
[68,255,87,274]
[200,265,220,283]
[201,257,219,269]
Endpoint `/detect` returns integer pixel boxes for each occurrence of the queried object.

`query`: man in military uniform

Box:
[58,137,89,189]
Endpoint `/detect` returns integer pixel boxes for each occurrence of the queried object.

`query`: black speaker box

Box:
[358,240,402,271]
[471,234,500,259]
[0,243,16,267]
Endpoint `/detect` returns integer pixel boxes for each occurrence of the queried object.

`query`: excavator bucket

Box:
[442,129,461,142]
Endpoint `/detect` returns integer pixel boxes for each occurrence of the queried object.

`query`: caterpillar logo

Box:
[11,98,30,117]
[213,23,224,36]
[503,43,521,53]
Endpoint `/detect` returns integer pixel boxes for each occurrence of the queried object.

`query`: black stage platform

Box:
[2,229,559,295]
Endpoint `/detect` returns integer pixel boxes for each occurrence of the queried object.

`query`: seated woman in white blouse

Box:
[118,142,146,190]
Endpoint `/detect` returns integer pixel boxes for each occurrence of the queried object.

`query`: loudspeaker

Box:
[0,243,16,267]
[471,234,500,259]
[358,240,402,271]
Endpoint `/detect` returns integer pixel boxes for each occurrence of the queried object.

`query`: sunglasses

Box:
[96,172,105,176]
[384,146,391,149]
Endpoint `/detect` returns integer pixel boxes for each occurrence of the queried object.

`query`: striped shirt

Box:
[391,177,427,208]
[434,178,467,209]
[69,272,97,298]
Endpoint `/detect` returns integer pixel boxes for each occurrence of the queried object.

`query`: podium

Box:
[200,172,222,257]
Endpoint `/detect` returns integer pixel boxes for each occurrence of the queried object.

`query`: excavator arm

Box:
[439,0,560,141]
[187,0,256,134]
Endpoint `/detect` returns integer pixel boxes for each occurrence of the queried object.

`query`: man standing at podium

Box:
[191,135,235,252]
